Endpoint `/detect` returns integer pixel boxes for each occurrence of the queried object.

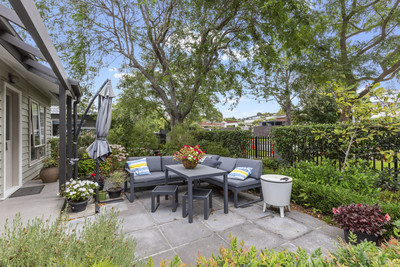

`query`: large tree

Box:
[307,0,400,120]
[44,0,253,127]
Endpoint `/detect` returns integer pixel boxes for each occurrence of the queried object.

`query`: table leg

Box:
[223,174,228,214]
[188,178,193,223]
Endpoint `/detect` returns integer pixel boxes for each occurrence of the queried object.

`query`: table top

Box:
[166,164,227,179]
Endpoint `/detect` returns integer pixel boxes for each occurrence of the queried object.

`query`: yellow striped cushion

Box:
[127,158,151,176]
[228,167,253,180]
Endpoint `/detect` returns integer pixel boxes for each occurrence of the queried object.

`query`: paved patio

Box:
[0,181,344,265]
[70,184,343,265]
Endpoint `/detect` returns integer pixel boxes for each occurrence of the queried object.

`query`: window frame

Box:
[29,98,46,165]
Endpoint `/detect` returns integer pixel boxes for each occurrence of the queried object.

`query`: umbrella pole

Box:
[95,159,99,203]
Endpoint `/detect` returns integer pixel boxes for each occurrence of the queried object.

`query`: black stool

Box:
[182,188,212,220]
[151,185,178,212]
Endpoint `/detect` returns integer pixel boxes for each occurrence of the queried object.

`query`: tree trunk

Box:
[285,101,291,126]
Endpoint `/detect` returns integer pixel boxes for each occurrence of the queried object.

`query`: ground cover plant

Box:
[0,210,137,266]
[149,236,400,266]
[283,160,400,238]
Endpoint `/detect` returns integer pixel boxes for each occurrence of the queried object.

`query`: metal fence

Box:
[246,136,274,159]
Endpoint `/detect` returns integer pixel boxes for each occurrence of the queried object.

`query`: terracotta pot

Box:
[344,229,379,245]
[182,159,198,169]
[68,198,89,212]
[40,167,59,183]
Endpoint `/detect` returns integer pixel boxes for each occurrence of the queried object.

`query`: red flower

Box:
[385,214,391,221]
[378,218,383,222]
[91,173,96,177]
[358,204,361,207]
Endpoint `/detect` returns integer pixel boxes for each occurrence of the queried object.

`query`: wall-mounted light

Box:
[8,73,19,84]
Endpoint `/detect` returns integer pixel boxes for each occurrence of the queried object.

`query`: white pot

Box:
[261,174,293,217]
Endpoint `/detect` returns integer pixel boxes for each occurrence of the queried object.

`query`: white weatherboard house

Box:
[0,1,81,199]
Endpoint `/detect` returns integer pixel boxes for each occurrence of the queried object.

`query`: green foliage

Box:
[272,123,400,166]
[106,171,127,189]
[0,210,137,266]
[162,124,199,155]
[77,151,112,178]
[283,160,400,239]
[376,169,400,192]
[262,157,281,171]
[197,141,230,157]
[152,236,400,266]
[194,129,252,158]
[42,137,60,168]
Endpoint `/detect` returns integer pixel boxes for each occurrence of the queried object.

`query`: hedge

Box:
[272,124,400,166]
[194,129,252,157]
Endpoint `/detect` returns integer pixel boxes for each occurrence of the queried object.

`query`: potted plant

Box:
[64,179,99,212]
[40,156,59,183]
[173,145,205,169]
[333,203,391,244]
[40,138,59,183]
[106,171,126,199]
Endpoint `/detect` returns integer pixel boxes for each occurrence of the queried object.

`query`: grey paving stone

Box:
[160,219,213,247]
[275,242,301,253]
[128,227,171,258]
[254,215,311,240]
[291,230,339,256]
[318,224,344,240]
[233,204,274,220]
[144,249,179,266]
[119,203,156,233]
[285,210,326,229]
[221,222,284,250]
[203,209,247,232]
[176,234,229,265]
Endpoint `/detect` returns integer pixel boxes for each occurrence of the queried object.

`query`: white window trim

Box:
[29,97,46,166]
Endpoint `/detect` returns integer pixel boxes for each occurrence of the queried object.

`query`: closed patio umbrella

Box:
[87,82,115,161]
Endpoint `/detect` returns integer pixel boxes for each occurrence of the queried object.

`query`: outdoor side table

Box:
[165,164,228,223]
[182,188,212,220]
[260,174,293,218]
[151,185,178,213]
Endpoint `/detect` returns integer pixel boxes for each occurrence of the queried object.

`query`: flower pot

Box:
[344,229,379,245]
[182,159,198,169]
[40,167,59,183]
[68,198,89,212]
[98,181,104,191]
[98,191,107,201]
[107,188,122,199]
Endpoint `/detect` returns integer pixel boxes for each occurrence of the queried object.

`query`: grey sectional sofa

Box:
[124,155,263,207]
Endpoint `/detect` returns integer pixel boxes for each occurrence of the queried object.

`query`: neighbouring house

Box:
[224,120,239,128]
[50,106,96,136]
[0,1,81,199]
[199,121,225,130]
[260,115,287,126]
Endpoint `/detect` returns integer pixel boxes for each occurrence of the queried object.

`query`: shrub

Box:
[0,210,137,266]
[262,157,281,171]
[154,236,400,266]
[333,203,390,236]
[197,141,230,157]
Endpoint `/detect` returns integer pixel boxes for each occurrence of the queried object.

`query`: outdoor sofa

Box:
[124,155,263,207]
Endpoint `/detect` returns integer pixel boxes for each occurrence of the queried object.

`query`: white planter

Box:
[261,174,293,218]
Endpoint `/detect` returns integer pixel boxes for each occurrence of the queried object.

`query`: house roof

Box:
[0,1,81,101]
[200,121,225,127]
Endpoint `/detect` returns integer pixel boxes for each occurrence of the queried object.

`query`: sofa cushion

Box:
[202,158,222,168]
[207,175,260,188]
[161,156,181,171]
[218,157,237,172]
[132,171,166,183]
[235,158,262,179]
[228,167,253,180]
[127,158,151,176]
[200,154,220,162]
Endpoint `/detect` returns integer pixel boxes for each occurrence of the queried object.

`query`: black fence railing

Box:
[246,136,274,159]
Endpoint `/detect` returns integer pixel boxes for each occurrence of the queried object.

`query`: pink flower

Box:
[378,218,383,222]
[385,214,391,221]
[358,204,361,207]
[333,208,340,215]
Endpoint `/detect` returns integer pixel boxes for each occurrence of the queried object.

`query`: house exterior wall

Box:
[0,61,52,199]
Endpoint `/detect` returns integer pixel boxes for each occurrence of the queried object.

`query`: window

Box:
[30,99,46,163]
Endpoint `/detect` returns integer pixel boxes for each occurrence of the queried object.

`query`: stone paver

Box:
[176,234,229,264]
[160,218,214,247]
[221,222,285,250]
[254,215,311,240]
[128,227,171,258]
[1,181,344,266]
